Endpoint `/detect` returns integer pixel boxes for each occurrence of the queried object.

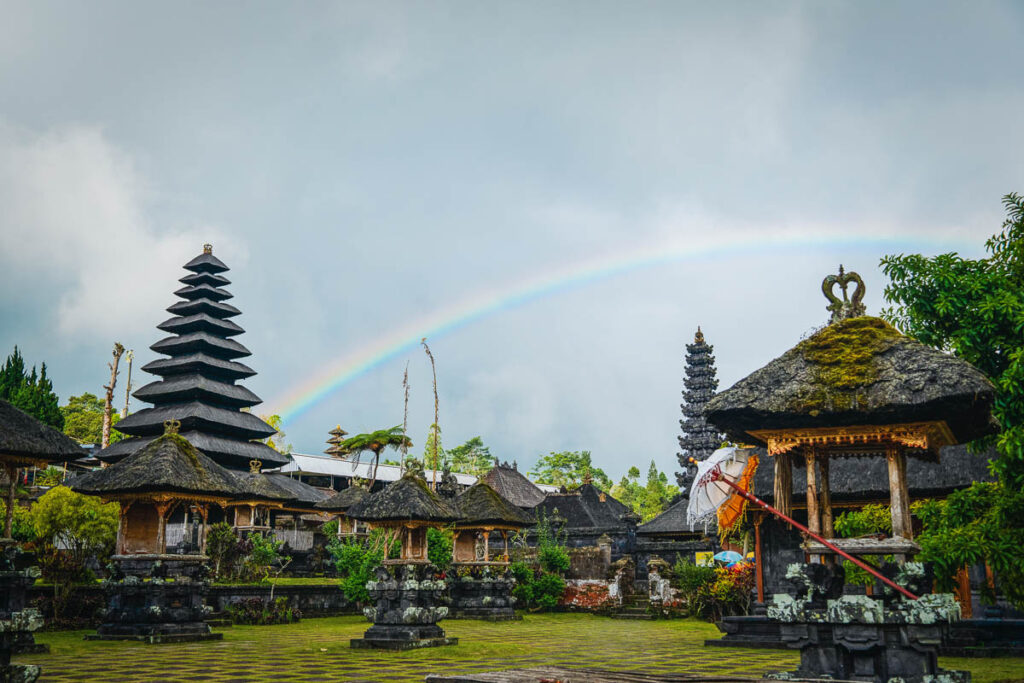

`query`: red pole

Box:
[693,458,918,601]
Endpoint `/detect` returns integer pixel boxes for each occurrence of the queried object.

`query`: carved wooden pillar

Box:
[483,529,490,562]
[887,447,912,538]
[804,448,820,536]
[117,501,132,555]
[198,504,210,554]
[773,453,793,518]
[155,501,171,554]
[887,446,913,562]
[818,455,834,539]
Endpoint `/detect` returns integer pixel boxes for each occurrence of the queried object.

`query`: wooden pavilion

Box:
[452,483,533,566]
[314,484,368,538]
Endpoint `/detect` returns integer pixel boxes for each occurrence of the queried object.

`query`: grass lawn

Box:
[20,613,1024,682]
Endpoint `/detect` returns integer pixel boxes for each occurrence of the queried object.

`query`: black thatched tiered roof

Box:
[0,399,85,466]
[97,245,286,471]
[676,327,723,486]
[480,461,546,509]
[534,483,638,531]
[455,483,535,528]
[315,485,368,512]
[347,472,461,524]
[706,316,998,446]
[72,430,239,499]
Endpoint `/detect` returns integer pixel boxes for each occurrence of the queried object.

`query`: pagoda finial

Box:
[163,419,181,435]
[203,243,213,254]
[695,326,704,344]
[822,265,866,323]
[249,458,262,474]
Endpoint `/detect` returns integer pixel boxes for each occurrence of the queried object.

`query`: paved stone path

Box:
[16,614,1020,682]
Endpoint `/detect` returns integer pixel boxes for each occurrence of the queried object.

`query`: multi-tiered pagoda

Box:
[675,327,723,487]
[97,245,287,471]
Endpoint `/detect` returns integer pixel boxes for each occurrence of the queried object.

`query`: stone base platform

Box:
[351,636,458,650]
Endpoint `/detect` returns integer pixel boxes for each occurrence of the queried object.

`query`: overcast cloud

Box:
[1,2,1022,480]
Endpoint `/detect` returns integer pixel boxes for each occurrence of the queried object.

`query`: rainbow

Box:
[269,228,972,424]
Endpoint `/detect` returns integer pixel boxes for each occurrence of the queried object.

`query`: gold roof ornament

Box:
[822,265,866,323]
[249,458,262,474]
[163,419,181,435]
[203,243,213,254]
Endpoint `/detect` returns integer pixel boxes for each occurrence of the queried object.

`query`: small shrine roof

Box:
[314,485,368,512]
[347,472,461,524]
[455,483,535,528]
[0,399,85,465]
[534,483,638,530]
[479,462,548,508]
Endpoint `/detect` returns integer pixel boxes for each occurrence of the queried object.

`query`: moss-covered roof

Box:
[455,483,535,528]
[346,471,461,524]
[705,316,997,445]
[71,432,239,499]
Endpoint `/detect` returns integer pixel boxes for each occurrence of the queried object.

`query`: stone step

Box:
[611,613,654,620]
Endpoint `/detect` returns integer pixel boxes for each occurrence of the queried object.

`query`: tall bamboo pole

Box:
[102,343,125,449]
[421,339,439,491]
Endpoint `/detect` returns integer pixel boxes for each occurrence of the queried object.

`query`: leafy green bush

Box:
[320,519,339,538]
[671,557,716,595]
[328,537,385,604]
[510,561,534,605]
[914,483,1024,608]
[427,527,453,570]
[532,572,566,609]
[535,510,570,574]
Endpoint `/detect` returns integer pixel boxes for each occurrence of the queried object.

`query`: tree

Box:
[880,193,1024,608]
[0,346,63,429]
[529,450,611,490]
[423,423,444,472]
[259,414,292,454]
[61,393,124,445]
[447,436,493,476]
[337,426,413,488]
[676,328,723,488]
[101,343,125,449]
[611,460,680,522]
[31,486,119,569]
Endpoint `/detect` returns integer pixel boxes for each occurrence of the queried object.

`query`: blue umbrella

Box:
[713,551,744,564]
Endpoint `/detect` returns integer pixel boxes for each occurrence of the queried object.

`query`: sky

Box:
[1,2,1022,483]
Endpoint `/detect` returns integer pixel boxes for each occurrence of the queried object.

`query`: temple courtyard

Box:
[17,614,1024,682]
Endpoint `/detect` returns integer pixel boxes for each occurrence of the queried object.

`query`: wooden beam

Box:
[773,453,792,518]
[803,536,920,556]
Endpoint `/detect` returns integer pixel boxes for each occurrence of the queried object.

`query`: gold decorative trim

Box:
[748,421,955,456]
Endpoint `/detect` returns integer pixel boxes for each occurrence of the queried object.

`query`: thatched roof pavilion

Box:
[452,483,533,565]
[704,269,998,566]
[73,420,240,556]
[348,472,461,564]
